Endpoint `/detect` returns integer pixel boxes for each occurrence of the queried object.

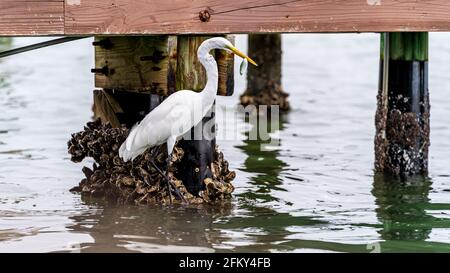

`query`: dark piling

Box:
[240,34,290,111]
[375,32,430,176]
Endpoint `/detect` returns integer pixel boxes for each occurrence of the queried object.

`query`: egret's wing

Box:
[119,90,202,162]
[140,90,199,124]
[139,91,203,139]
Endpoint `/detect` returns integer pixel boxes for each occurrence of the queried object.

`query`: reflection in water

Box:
[68,199,232,252]
[373,174,450,252]
[373,174,433,241]
[235,112,288,203]
[3,35,450,252]
[50,116,450,253]
[216,112,328,252]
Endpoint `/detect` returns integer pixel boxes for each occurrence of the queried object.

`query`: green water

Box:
[1,34,450,252]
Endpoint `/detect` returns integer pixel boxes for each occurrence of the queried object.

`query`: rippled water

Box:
[1,34,450,253]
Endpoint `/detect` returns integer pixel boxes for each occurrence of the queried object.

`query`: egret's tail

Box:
[119,122,140,162]
[119,141,148,162]
[118,141,132,162]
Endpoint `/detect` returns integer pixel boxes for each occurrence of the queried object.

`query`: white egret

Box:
[119,37,257,202]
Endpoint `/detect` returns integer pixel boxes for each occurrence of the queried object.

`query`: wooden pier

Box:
[2,1,450,36]
[1,0,447,180]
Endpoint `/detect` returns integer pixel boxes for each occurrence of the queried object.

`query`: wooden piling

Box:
[240,34,290,112]
[172,35,235,195]
[92,35,234,196]
[375,32,430,176]
[175,35,234,96]
[92,36,173,127]
[174,36,215,195]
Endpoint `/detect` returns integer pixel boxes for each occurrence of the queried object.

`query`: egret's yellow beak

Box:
[226,45,258,66]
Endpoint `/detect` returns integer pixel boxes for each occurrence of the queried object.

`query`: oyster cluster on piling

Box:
[240,81,290,112]
[68,119,235,205]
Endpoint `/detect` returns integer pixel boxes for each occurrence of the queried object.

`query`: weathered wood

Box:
[63,0,450,35]
[375,33,430,176]
[216,35,235,96]
[240,34,289,111]
[5,0,450,35]
[0,0,64,35]
[93,35,232,96]
[94,89,156,128]
[93,89,161,128]
[93,36,170,95]
[167,36,178,95]
[247,34,282,93]
[175,35,234,96]
[93,89,123,127]
[176,36,209,92]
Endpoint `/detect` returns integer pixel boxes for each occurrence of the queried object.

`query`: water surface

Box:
[1,34,450,252]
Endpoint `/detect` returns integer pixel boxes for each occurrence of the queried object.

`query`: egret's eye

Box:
[240,58,248,76]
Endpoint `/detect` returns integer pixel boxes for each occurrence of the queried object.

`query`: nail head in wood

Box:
[199,10,211,22]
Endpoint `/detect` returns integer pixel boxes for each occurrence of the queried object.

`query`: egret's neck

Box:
[198,52,218,112]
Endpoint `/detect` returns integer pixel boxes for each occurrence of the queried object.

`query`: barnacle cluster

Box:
[240,81,290,112]
[68,119,235,205]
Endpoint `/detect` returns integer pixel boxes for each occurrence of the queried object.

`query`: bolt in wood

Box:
[92,38,113,49]
[91,66,110,76]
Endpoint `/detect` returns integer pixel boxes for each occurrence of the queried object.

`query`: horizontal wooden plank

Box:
[0,0,64,35]
[3,0,450,35]
[64,0,450,34]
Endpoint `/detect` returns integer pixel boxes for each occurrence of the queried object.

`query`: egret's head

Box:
[199,37,257,66]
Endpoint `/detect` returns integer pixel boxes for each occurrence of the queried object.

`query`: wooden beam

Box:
[0,0,64,36]
[93,36,171,95]
[64,0,450,35]
[4,0,450,35]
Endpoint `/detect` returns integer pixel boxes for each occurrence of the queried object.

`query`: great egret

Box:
[119,37,257,202]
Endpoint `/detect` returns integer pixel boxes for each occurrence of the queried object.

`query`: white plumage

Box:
[119,37,256,162]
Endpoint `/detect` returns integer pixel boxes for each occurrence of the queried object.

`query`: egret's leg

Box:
[149,146,160,162]
[147,145,171,203]
[150,158,186,203]
[150,146,187,202]
[166,137,188,203]
[165,136,177,203]
[165,156,173,204]
[166,136,177,169]
[149,159,171,203]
